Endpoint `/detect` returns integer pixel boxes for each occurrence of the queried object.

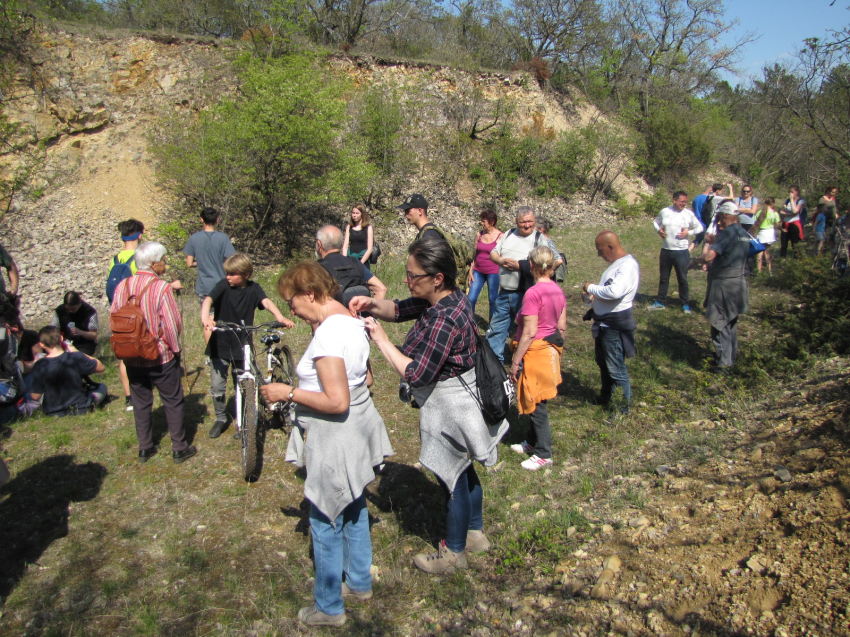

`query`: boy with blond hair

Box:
[201,253,293,439]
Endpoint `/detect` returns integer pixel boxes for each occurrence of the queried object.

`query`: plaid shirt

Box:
[396,289,478,387]
[110,271,182,367]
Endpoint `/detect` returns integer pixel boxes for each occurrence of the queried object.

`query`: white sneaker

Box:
[510,441,534,455]
[521,455,553,471]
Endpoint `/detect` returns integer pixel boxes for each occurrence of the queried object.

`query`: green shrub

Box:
[636,107,711,184]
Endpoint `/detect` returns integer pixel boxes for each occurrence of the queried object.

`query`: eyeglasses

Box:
[283,294,298,308]
[404,270,431,281]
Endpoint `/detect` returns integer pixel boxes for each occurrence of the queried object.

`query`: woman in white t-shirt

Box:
[260,261,393,628]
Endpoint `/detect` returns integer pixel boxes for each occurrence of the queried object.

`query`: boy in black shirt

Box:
[30,326,107,417]
[201,253,293,439]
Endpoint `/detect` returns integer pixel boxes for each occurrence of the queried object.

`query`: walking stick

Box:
[175,287,191,396]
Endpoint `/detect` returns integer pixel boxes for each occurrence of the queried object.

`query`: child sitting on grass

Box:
[29,326,107,417]
[201,253,294,439]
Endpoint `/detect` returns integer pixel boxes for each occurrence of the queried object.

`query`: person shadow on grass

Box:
[0,454,107,602]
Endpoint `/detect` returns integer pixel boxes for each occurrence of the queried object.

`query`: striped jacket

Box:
[110,271,182,367]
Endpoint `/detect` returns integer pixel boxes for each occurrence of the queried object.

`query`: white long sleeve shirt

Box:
[587,255,640,315]
[653,206,704,251]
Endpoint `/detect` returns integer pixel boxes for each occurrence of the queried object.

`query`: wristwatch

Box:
[287,389,295,403]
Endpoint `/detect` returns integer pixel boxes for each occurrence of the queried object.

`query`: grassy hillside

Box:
[1,221,846,636]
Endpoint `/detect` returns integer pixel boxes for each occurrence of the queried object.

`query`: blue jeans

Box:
[310,494,372,616]
[467,270,500,322]
[437,465,483,553]
[594,327,631,411]
[487,290,521,363]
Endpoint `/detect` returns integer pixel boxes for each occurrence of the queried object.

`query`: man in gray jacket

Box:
[689,201,750,371]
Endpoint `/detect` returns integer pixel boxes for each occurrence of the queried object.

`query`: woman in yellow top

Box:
[751,197,781,274]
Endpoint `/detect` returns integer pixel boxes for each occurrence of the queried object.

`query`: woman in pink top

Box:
[467,210,503,322]
[508,246,566,472]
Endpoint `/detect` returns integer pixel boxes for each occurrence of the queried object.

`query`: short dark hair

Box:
[408,237,457,291]
[63,291,82,306]
[39,325,62,349]
[117,219,144,236]
[673,190,687,200]
[712,183,723,192]
[479,209,497,226]
[200,207,220,225]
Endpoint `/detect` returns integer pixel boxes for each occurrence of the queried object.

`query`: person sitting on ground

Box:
[351,237,508,576]
[29,326,107,417]
[341,204,375,265]
[509,246,566,471]
[315,225,387,306]
[751,197,780,274]
[202,253,293,439]
[0,293,26,424]
[49,291,99,356]
[259,261,394,627]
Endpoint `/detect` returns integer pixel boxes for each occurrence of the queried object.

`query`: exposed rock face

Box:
[0,30,643,321]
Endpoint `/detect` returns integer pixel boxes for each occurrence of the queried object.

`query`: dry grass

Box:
[0,220,806,636]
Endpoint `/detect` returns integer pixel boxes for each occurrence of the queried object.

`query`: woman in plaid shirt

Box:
[351,237,508,575]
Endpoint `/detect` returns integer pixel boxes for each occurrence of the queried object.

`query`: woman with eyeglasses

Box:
[260,261,393,627]
[350,237,508,576]
[735,185,759,234]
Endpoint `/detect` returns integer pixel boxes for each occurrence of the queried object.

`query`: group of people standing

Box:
[2,181,831,627]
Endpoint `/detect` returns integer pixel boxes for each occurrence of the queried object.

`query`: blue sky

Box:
[720,0,848,85]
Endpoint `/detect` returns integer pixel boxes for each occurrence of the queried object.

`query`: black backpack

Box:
[471,334,514,426]
[319,255,370,303]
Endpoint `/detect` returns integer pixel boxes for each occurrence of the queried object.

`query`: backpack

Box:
[106,253,135,303]
[319,256,370,302]
[700,195,714,226]
[0,329,22,404]
[109,279,162,361]
[368,242,382,265]
[470,334,514,426]
[418,223,474,291]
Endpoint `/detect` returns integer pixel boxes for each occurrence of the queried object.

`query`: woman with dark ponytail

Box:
[350,237,508,576]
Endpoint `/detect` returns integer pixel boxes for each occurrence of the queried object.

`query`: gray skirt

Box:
[286,383,394,522]
[412,367,509,492]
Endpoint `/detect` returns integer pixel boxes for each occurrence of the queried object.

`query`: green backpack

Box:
[418,223,474,291]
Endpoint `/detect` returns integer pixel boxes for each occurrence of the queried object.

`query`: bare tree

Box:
[609,0,755,115]
[305,0,423,47]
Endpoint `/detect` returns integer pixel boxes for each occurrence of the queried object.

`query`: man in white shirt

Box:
[487,206,562,362]
[649,191,704,314]
[583,231,640,414]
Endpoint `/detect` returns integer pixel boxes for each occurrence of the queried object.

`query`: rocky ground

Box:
[410,357,850,637]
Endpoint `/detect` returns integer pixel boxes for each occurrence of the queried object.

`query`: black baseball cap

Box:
[397,193,429,211]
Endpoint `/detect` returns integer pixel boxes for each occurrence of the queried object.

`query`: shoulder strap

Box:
[130,278,158,307]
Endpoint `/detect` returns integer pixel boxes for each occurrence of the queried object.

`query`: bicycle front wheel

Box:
[239,377,260,481]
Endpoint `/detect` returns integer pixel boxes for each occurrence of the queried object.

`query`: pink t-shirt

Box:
[474,233,501,274]
[516,280,566,341]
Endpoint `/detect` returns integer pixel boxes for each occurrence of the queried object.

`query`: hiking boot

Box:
[125,395,134,412]
[647,301,665,310]
[521,455,553,471]
[682,304,692,314]
[297,605,346,627]
[208,419,228,439]
[341,581,373,601]
[413,540,468,574]
[173,446,198,465]
[510,441,534,456]
[466,529,491,554]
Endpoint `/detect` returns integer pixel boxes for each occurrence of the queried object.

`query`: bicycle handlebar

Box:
[214,321,287,331]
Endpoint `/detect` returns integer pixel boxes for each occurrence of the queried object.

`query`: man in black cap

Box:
[398,194,442,243]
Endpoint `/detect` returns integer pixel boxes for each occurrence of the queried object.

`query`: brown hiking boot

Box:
[413,540,468,574]
[341,581,373,601]
[297,605,346,627]
[466,529,491,554]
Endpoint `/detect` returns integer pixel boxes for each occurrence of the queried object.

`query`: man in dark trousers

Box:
[582,231,640,414]
[315,225,387,307]
[689,200,751,371]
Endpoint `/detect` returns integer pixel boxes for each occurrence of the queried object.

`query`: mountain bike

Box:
[213,320,295,481]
